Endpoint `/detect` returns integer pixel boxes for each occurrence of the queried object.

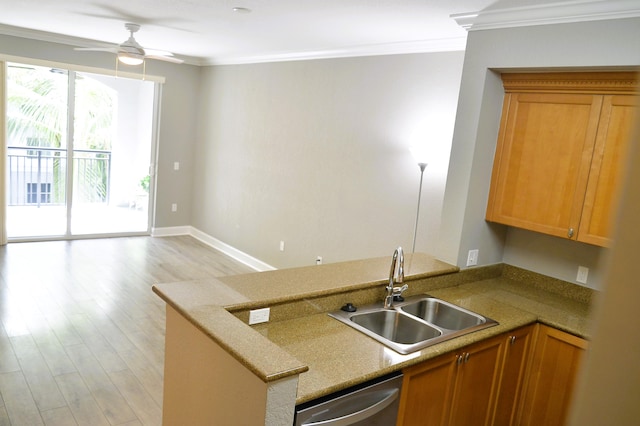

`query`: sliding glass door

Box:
[5,62,156,239]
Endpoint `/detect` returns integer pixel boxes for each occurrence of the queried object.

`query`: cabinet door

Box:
[487,92,603,239]
[448,335,504,426]
[397,354,456,426]
[519,324,588,426]
[492,325,534,426]
[578,94,639,246]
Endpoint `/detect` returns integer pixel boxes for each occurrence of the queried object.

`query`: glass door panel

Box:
[70,71,154,235]
[6,64,69,238]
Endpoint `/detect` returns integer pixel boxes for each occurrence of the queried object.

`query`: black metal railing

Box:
[7,146,111,206]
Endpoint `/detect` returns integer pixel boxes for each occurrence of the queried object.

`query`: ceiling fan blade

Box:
[78,5,194,31]
[74,47,119,53]
[145,49,174,57]
[146,55,184,64]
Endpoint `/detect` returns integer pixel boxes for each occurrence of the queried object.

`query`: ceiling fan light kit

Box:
[118,23,145,65]
[74,22,183,66]
[117,53,144,65]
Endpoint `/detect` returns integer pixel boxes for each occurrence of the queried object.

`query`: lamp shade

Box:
[410,145,429,166]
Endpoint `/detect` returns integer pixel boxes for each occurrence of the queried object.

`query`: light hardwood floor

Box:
[0,236,254,426]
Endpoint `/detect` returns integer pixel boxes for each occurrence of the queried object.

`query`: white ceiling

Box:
[0,0,497,65]
[1,0,637,66]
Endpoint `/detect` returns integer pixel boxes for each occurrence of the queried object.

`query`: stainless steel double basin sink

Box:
[329,294,497,354]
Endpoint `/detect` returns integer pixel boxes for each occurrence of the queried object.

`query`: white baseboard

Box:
[151,226,192,237]
[152,226,276,272]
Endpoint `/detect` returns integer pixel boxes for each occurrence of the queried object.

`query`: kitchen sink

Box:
[400,297,485,331]
[329,294,497,354]
[350,310,441,344]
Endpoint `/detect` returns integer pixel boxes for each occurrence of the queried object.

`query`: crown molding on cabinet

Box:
[453,0,640,31]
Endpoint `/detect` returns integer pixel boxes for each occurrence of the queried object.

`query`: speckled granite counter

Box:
[252,274,593,404]
[152,253,459,382]
[153,255,595,406]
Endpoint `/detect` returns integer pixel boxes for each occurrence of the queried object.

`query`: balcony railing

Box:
[7,146,112,207]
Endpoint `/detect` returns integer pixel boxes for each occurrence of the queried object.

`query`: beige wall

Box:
[0,34,465,270]
[440,17,640,289]
[193,52,464,268]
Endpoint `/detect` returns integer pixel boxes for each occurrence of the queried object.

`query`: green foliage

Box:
[139,175,150,193]
[7,66,68,148]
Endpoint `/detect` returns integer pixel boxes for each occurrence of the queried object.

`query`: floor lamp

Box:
[411,162,427,253]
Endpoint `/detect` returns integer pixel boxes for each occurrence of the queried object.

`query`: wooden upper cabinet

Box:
[487,72,638,247]
[579,94,638,246]
[487,92,602,239]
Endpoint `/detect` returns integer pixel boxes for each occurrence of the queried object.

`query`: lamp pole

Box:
[412,162,427,253]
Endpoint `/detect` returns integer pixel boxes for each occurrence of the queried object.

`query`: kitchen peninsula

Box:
[153,253,592,425]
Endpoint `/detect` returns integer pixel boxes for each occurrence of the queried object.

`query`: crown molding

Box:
[0,23,94,48]
[452,0,640,32]
[199,37,468,66]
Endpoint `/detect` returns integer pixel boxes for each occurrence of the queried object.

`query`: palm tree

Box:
[7,67,66,142]
[6,64,115,204]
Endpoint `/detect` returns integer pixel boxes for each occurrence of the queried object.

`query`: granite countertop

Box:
[254,276,593,404]
[153,254,594,405]
[152,253,459,382]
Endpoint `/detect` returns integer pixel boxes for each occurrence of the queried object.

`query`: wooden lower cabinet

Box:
[491,325,535,425]
[397,325,539,426]
[396,351,457,425]
[396,324,587,426]
[448,336,505,426]
[397,332,509,426]
[518,324,589,426]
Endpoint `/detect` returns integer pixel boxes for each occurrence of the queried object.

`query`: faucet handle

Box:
[392,284,408,302]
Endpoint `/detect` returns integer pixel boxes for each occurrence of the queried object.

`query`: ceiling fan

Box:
[75,23,184,65]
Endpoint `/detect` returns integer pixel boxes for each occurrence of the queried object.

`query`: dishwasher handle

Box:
[301,388,399,426]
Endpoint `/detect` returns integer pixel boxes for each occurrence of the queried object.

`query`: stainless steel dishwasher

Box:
[293,372,403,426]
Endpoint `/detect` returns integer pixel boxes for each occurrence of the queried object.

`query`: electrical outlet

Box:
[577,266,589,284]
[171,203,177,212]
[316,256,323,265]
[279,241,285,252]
[466,249,479,266]
[173,161,180,171]
[249,308,270,325]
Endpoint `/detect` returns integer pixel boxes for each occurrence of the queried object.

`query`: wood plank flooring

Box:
[0,236,254,425]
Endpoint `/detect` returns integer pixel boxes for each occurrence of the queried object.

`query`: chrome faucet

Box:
[384,247,408,308]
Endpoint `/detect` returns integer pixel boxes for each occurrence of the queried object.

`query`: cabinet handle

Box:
[568,228,574,238]
[509,336,516,345]
[456,352,471,365]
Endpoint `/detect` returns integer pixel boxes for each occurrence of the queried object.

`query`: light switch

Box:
[249,308,270,325]
[577,266,589,284]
